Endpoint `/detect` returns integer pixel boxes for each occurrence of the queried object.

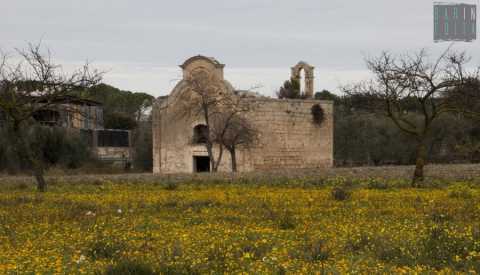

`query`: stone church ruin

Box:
[152,56,333,173]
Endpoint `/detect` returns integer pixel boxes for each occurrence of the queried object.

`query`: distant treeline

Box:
[315,91,480,166]
[1,82,477,175]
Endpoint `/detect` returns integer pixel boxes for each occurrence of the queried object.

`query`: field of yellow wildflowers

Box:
[0,175,479,274]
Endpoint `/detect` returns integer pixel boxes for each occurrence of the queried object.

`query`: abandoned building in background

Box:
[434,2,477,42]
[152,56,334,174]
[30,97,132,165]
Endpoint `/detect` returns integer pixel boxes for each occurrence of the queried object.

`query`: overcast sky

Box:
[1,0,479,97]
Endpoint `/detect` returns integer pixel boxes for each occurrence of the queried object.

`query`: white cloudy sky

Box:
[1,0,479,97]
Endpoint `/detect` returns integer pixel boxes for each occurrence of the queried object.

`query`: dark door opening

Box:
[194,156,210,173]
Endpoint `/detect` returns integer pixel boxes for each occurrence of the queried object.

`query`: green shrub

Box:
[0,126,92,172]
[164,181,179,191]
[331,187,351,201]
[104,260,157,275]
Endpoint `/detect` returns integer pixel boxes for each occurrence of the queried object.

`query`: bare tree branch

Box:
[0,42,103,191]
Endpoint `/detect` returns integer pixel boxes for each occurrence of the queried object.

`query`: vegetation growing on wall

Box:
[311,104,325,126]
[277,78,305,99]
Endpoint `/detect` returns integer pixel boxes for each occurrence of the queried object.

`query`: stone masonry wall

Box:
[152,55,333,174]
[245,98,333,171]
[153,97,333,174]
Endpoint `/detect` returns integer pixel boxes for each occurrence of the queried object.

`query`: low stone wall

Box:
[94,147,132,168]
[2,164,480,185]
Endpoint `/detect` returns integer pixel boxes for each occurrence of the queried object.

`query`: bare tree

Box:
[211,114,256,172]
[176,71,259,172]
[209,96,257,172]
[176,71,231,171]
[346,48,478,186]
[0,43,102,191]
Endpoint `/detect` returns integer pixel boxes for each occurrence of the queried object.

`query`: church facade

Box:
[152,56,333,174]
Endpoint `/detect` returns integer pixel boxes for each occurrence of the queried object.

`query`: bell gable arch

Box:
[291,61,315,98]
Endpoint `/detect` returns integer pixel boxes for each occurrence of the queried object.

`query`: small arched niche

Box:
[192,124,208,144]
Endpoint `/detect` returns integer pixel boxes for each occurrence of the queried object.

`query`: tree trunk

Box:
[205,141,217,172]
[412,141,427,187]
[230,148,237,172]
[213,145,224,172]
[12,123,47,192]
[33,163,47,192]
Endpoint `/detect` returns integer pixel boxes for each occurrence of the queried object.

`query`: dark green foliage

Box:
[0,127,21,173]
[79,83,154,129]
[277,78,305,99]
[104,112,137,130]
[33,127,91,169]
[314,90,339,102]
[334,110,416,166]
[104,260,158,275]
[311,104,325,126]
[333,93,480,166]
[444,77,480,120]
[0,126,91,173]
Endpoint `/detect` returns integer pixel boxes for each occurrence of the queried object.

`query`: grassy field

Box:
[1,165,480,274]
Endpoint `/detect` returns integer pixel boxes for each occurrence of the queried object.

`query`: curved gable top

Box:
[292,61,314,70]
[180,55,225,69]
